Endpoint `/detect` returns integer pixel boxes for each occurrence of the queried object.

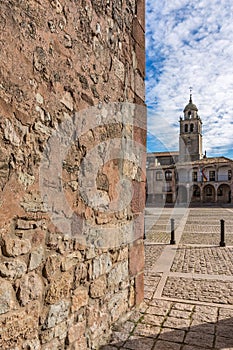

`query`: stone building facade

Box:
[0,1,146,349]
[147,94,233,206]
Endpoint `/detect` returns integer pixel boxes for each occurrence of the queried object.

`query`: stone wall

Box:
[0,0,145,349]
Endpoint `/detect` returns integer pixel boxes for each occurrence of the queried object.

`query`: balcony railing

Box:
[178,175,231,183]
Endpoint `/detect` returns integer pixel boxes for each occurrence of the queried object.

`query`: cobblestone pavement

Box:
[101,207,233,350]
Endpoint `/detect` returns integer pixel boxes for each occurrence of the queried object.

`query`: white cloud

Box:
[146,0,233,158]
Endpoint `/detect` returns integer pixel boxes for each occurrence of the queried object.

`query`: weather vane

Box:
[189,86,193,102]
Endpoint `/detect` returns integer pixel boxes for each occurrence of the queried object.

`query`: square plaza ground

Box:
[102,207,233,350]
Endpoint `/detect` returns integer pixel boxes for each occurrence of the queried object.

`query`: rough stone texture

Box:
[0,1,145,348]
[171,246,233,275]
[129,240,145,276]
[102,207,233,349]
[162,276,233,304]
[0,279,18,314]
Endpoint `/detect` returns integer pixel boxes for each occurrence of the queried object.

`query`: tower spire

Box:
[189,86,193,103]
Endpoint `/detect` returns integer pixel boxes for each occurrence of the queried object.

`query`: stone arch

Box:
[217,184,231,203]
[203,184,215,203]
[191,184,201,202]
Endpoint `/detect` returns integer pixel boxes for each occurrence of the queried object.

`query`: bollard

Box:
[220,219,226,247]
[170,218,176,245]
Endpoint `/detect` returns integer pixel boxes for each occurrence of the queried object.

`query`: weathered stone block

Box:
[90,275,107,298]
[0,303,38,348]
[33,46,47,72]
[54,320,68,340]
[46,300,70,329]
[131,180,146,213]
[40,328,55,344]
[60,91,74,111]
[3,119,21,146]
[72,337,88,350]
[135,272,144,305]
[133,214,145,241]
[136,0,145,29]
[74,262,88,285]
[132,17,145,48]
[29,246,45,270]
[68,320,86,344]
[134,70,145,100]
[135,42,145,77]
[118,246,128,261]
[113,56,125,82]
[72,286,89,312]
[2,236,31,257]
[41,338,61,350]
[129,281,135,307]
[16,218,41,230]
[22,337,41,350]
[0,258,27,279]
[108,261,129,290]
[20,193,47,213]
[18,272,44,306]
[61,251,82,271]
[107,290,128,322]
[129,240,145,276]
[34,121,51,136]
[0,278,18,314]
[87,302,110,340]
[46,270,73,304]
[133,124,147,148]
[92,253,112,279]
[44,254,62,280]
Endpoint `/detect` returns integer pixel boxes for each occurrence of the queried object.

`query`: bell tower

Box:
[179,89,203,162]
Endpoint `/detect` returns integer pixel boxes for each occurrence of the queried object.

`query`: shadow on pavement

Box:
[100,316,233,349]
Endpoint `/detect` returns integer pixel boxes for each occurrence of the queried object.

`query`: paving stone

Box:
[112,321,135,336]
[145,284,156,292]
[191,306,218,324]
[215,335,233,348]
[218,308,233,320]
[149,299,173,309]
[172,303,194,312]
[144,273,161,290]
[128,310,144,323]
[169,309,191,319]
[153,340,181,350]
[133,323,160,338]
[158,328,186,343]
[108,208,233,349]
[216,324,233,338]
[162,277,233,305]
[171,246,233,275]
[144,290,154,300]
[163,316,191,330]
[146,305,170,316]
[190,323,215,335]
[184,331,214,348]
[123,336,155,349]
[109,331,129,346]
[142,314,165,326]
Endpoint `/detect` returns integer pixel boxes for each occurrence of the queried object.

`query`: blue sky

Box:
[146,0,233,159]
